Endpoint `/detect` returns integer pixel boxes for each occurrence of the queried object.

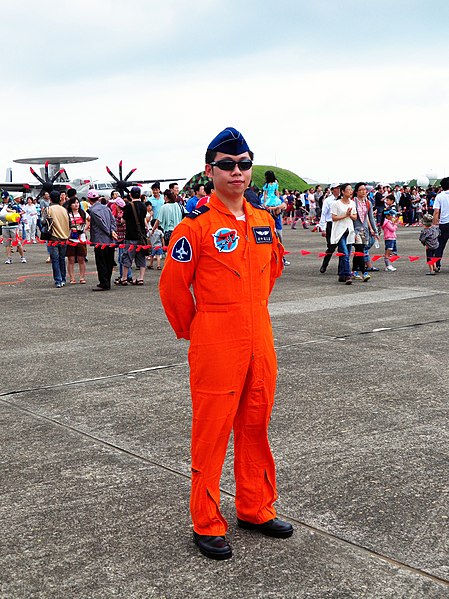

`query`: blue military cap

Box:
[207,127,251,155]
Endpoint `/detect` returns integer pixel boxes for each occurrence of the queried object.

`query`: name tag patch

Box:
[172,236,192,262]
[252,226,273,244]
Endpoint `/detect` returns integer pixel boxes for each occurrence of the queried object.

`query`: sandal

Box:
[148,265,153,270]
[79,279,86,284]
[114,278,128,286]
[157,266,162,270]
[132,279,144,286]
[70,279,77,284]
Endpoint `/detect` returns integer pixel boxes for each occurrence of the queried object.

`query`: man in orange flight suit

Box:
[159,127,294,560]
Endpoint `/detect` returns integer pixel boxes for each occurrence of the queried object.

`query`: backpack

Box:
[39,206,53,241]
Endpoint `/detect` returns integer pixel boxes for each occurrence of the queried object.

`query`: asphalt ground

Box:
[1,225,448,599]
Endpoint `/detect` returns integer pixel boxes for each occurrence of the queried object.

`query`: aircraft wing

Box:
[0,182,34,192]
[0,182,73,193]
[130,178,186,184]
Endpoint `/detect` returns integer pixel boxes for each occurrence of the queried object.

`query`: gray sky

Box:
[2,0,448,186]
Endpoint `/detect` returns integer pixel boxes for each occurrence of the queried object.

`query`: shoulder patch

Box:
[185,205,210,219]
[171,236,192,262]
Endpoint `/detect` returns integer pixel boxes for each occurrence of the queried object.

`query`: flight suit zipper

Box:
[246,219,255,361]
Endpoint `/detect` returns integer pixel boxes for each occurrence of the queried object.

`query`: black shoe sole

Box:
[195,544,232,560]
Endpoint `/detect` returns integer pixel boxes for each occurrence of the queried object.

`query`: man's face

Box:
[172,184,179,196]
[44,192,50,200]
[197,185,206,198]
[332,186,340,197]
[205,152,252,198]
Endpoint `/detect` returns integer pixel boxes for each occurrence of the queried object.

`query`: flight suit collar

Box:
[209,192,255,218]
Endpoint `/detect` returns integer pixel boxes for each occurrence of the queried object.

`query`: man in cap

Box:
[432,176,449,271]
[159,127,293,561]
[1,191,27,265]
[47,190,70,287]
[87,189,117,291]
[318,183,340,273]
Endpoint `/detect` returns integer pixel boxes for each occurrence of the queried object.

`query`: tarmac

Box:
[1,225,448,599]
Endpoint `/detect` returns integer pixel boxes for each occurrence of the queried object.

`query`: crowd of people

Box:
[1,175,449,288]
[254,175,449,282]
[0,183,183,289]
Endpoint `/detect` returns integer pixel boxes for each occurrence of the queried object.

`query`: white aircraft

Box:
[1,156,185,199]
[1,156,98,198]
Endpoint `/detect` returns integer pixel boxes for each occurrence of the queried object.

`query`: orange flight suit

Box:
[159,193,284,536]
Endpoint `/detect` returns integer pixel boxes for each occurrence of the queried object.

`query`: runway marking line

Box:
[0,271,97,286]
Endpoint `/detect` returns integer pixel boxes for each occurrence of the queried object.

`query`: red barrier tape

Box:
[0,236,437,266]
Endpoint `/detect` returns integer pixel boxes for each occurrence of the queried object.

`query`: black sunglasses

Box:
[209,159,253,171]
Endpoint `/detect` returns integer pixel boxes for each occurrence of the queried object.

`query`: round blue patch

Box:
[211,228,240,253]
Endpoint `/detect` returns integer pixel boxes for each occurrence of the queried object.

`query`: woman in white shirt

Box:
[23,197,38,242]
[331,183,357,284]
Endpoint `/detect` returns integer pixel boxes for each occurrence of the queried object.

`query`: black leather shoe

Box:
[320,265,326,273]
[193,532,232,560]
[237,518,294,539]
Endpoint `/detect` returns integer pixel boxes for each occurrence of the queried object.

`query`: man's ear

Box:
[205,164,213,178]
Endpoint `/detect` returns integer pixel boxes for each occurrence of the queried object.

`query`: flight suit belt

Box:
[196,300,268,312]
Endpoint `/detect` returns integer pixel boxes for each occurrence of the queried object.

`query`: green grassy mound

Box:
[182,165,310,194]
[251,165,309,192]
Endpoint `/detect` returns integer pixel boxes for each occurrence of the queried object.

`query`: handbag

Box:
[354,227,368,245]
[130,202,150,256]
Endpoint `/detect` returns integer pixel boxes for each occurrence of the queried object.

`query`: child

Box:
[382,209,398,272]
[419,213,440,275]
[149,218,164,270]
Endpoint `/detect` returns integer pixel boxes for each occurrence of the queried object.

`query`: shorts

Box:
[151,247,163,257]
[385,239,397,252]
[2,227,19,246]
[121,240,147,269]
[66,242,87,258]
